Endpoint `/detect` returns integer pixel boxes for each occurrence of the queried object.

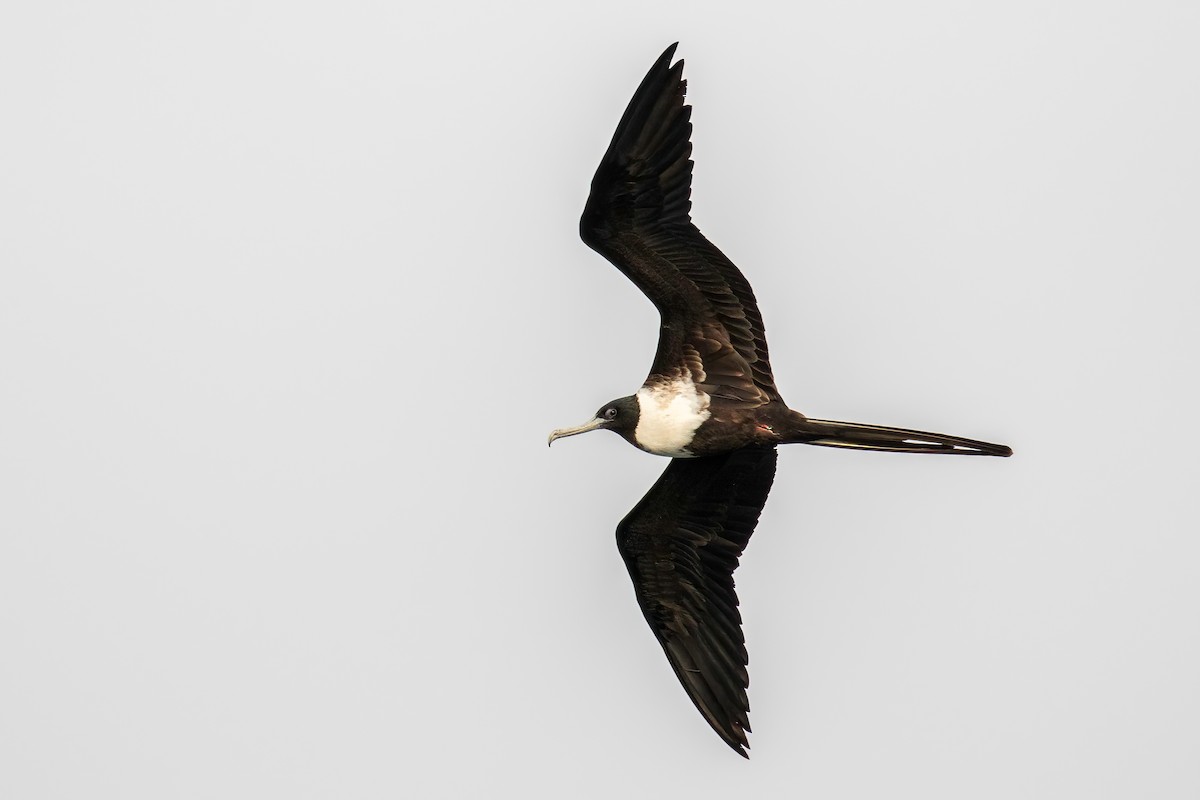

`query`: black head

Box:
[594,395,640,439]
[548,395,641,447]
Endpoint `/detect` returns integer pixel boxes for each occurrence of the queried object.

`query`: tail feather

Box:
[794,418,1012,457]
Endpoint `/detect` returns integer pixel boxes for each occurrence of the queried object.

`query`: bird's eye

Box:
[603,407,618,421]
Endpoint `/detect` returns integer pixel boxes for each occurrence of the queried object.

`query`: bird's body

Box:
[632,380,803,457]
[549,44,1011,758]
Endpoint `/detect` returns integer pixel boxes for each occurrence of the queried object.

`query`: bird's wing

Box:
[616,445,778,757]
[580,44,780,407]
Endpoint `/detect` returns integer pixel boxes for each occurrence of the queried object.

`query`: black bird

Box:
[548,44,1011,758]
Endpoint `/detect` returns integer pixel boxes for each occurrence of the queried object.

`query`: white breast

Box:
[634,376,712,457]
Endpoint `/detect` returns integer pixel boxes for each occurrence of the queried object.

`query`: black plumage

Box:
[581,44,778,409]
[549,44,1011,757]
[617,446,777,757]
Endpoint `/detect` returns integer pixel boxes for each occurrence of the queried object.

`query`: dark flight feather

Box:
[581,44,779,407]
[616,446,778,757]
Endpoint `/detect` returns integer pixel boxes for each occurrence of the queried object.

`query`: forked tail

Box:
[792,418,1013,457]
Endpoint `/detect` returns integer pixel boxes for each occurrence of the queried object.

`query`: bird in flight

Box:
[548,43,1011,758]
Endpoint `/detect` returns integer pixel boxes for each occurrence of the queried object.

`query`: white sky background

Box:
[2,1,1198,797]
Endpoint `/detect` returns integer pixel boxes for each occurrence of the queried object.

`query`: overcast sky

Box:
[3,2,1199,798]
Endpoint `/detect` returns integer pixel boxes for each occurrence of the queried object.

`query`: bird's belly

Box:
[634,378,712,457]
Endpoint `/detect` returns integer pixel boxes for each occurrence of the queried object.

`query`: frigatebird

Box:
[548,44,1011,758]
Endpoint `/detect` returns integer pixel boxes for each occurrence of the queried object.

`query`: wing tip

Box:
[579,42,695,249]
[724,724,751,758]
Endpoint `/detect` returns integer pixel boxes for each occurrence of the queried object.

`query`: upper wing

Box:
[616,446,778,757]
[580,44,780,406]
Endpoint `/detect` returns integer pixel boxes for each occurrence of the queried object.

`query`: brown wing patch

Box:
[689,324,772,408]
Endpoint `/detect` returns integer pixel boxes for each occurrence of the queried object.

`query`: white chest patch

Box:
[634,376,712,457]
